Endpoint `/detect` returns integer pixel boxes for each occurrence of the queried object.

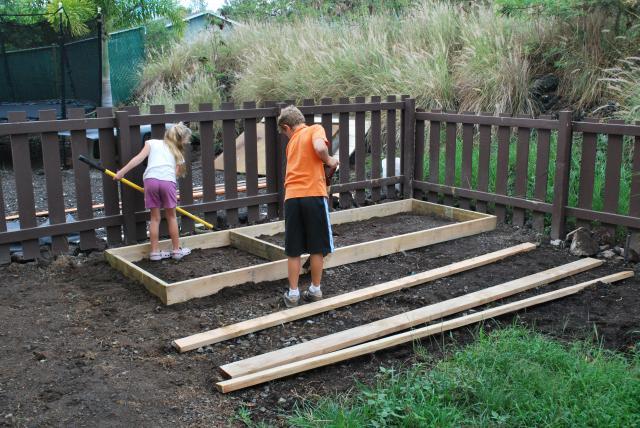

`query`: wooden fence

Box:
[1,96,639,263]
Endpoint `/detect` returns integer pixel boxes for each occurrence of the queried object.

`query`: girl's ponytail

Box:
[164,122,192,178]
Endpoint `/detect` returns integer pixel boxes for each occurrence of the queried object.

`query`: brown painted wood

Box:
[444,116,457,206]
[565,206,640,229]
[321,98,333,155]
[339,97,351,208]
[532,115,552,232]
[428,110,441,203]
[330,176,403,193]
[243,101,259,223]
[97,107,122,245]
[123,106,147,241]
[512,118,531,227]
[402,98,416,199]
[0,167,9,263]
[355,96,366,205]
[199,103,217,225]
[413,181,553,213]
[630,127,640,219]
[370,96,382,202]
[576,118,598,229]
[0,214,124,245]
[115,110,137,244]
[399,95,409,183]
[495,113,512,222]
[550,111,573,239]
[222,102,239,226]
[69,108,97,250]
[174,104,194,233]
[416,111,559,130]
[264,101,279,219]
[573,121,640,136]
[385,95,397,200]
[413,118,425,200]
[476,112,492,213]
[0,116,115,135]
[302,99,314,125]
[8,111,40,259]
[39,110,68,253]
[459,112,475,209]
[602,120,624,233]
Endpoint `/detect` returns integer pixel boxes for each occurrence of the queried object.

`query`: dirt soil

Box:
[1,224,639,427]
[258,213,456,248]
[135,247,270,283]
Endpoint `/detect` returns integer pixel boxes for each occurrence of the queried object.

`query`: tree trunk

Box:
[101,26,113,107]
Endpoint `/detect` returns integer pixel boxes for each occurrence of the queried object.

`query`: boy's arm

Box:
[312,137,339,168]
[114,141,151,180]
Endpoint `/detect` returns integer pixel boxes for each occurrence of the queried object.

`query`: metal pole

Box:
[97,7,102,108]
[58,3,66,119]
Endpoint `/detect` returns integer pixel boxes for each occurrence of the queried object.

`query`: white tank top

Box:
[143,139,178,183]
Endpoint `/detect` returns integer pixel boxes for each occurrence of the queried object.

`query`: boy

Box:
[277,106,339,307]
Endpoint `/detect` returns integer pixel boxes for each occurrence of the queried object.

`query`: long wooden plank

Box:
[244,101,260,223]
[494,113,511,222]
[97,107,122,245]
[355,96,366,205]
[512,120,531,227]
[475,113,492,213]
[385,95,397,199]
[217,271,632,392]
[532,116,551,231]
[173,243,535,352]
[8,111,40,259]
[40,109,68,254]
[459,112,475,209]
[427,110,441,203]
[370,96,382,202]
[219,257,602,378]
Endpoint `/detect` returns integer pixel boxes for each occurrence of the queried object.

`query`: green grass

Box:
[289,327,640,427]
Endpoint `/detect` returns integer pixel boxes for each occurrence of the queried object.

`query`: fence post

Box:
[402,98,416,199]
[550,111,573,239]
[115,110,137,244]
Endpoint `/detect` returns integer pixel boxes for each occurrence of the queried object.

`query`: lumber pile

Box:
[171,242,633,393]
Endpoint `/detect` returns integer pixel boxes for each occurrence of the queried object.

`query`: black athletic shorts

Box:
[284,196,334,257]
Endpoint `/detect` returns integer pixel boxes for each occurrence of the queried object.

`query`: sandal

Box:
[172,247,192,260]
[149,250,171,261]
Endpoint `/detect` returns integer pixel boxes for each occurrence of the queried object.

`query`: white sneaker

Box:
[149,250,171,261]
[172,247,191,260]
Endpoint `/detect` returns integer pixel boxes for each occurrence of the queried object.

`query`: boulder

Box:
[569,228,599,257]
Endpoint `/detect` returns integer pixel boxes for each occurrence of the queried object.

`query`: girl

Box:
[114,123,192,261]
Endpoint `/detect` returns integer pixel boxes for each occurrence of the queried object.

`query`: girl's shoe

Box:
[172,247,192,260]
[149,251,171,261]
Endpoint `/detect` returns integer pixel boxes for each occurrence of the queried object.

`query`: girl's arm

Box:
[114,141,151,180]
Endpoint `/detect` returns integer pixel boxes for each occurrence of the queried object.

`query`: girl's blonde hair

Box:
[164,122,192,178]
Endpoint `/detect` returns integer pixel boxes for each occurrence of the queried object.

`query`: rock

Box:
[196,347,204,354]
[599,245,610,251]
[278,397,287,404]
[550,239,563,247]
[627,232,640,254]
[565,227,584,242]
[614,246,623,255]
[600,250,616,259]
[569,229,599,257]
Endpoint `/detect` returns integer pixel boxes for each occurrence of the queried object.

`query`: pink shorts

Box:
[144,178,177,209]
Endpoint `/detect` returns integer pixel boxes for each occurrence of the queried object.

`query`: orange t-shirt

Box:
[284,124,329,200]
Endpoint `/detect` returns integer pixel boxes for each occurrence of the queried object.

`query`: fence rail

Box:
[1,97,640,263]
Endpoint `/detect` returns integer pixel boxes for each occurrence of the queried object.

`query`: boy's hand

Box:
[326,156,339,169]
[113,170,124,181]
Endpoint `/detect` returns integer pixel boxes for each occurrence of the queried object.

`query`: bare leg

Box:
[149,208,161,253]
[165,208,180,251]
[288,256,301,290]
[310,253,324,287]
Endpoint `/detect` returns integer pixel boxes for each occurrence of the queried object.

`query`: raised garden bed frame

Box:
[105,199,496,305]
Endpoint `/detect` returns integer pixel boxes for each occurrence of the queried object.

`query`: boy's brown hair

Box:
[277,105,305,132]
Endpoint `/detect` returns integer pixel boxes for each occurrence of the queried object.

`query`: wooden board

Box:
[214,122,340,175]
[105,199,496,305]
[216,271,633,392]
[173,243,536,352]
[219,258,602,378]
